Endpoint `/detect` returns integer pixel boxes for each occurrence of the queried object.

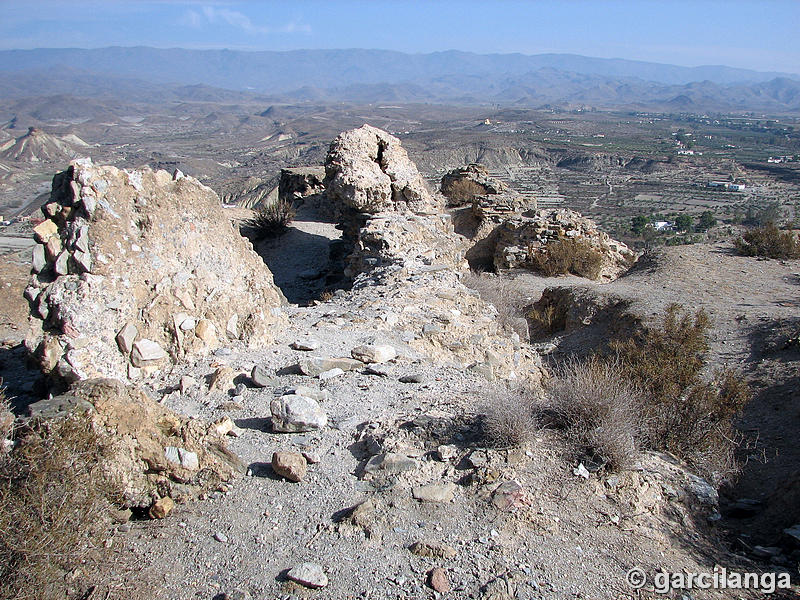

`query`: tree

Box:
[674,214,693,232]
[696,210,717,232]
[631,215,650,236]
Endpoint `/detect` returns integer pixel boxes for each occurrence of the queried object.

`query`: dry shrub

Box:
[481,386,540,448]
[735,223,800,259]
[548,356,643,471]
[442,178,485,207]
[609,304,750,480]
[0,417,117,600]
[244,198,296,240]
[527,238,604,279]
[462,270,529,340]
[0,387,12,444]
[526,297,569,337]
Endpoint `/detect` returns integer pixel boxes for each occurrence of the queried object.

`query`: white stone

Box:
[351,344,397,364]
[131,338,167,367]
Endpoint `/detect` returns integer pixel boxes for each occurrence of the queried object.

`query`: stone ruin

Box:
[494,209,637,280]
[323,125,465,278]
[25,159,286,383]
[439,163,635,279]
[278,166,326,209]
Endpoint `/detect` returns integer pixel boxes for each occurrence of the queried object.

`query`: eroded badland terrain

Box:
[1,91,800,600]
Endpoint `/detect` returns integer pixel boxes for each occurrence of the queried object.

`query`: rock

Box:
[492,480,529,511]
[436,444,459,461]
[214,531,229,544]
[440,163,519,208]
[752,545,782,558]
[325,124,441,217]
[148,496,175,519]
[195,319,218,345]
[318,367,344,381]
[297,356,362,377]
[271,451,307,482]
[573,463,591,479]
[364,452,418,475]
[209,416,235,436]
[31,244,46,273]
[116,322,138,355]
[351,344,397,364]
[428,568,451,593]
[221,589,250,600]
[33,219,59,243]
[25,161,286,383]
[410,541,457,559]
[412,482,456,503]
[278,167,326,209]
[130,339,167,367]
[164,446,199,470]
[302,450,321,464]
[784,524,800,545]
[179,375,196,394]
[209,366,235,392]
[286,562,328,589]
[399,373,425,384]
[364,364,390,377]
[286,385,329,403]
[270,394,328,433]
[45,235,62,261]
[53,251,70,275]
[291,339,321,351]
[250,364,277,388]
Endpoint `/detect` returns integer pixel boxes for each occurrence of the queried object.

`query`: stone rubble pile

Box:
[278,166,326,209]
[24,159,286,383]
[494,208,637,280]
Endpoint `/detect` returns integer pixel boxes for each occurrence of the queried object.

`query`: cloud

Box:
[180,5,311,35]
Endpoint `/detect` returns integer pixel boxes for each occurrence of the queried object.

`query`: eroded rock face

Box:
[323,125,464,278]
[440,163,524,210]
[494,208,637,280]
[26,378,244,508]
[25,159,286,383]
[325,124,441,216]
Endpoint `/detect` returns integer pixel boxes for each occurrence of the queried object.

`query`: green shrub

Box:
[527,238,604,280]
[735,223,800,259]
[607,304,749,480]
[244,199,296,240]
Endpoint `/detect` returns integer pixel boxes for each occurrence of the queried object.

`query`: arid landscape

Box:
[2,5,800,600]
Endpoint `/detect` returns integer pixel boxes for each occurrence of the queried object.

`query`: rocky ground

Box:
[1,125,799,600]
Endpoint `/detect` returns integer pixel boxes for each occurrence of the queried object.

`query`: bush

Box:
[243,199,296,240]
[548,357,643,471]
[735,223,800,259]
[0,417,117,600]
[608,304,749,480]
[481,386,540,448]
[527,238,604,280]
[442,178,485,207]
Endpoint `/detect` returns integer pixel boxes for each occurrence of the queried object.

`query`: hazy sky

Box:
[2,0,798,74]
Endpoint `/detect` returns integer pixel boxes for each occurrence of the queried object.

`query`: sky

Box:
[1,0,798,74]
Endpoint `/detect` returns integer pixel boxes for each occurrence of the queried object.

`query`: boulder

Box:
[278,166,326,209]
[271,451,307,482]
[270,394,328,433]
[25,159,286,382]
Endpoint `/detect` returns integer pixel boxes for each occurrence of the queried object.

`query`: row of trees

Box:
[630,210,717,235]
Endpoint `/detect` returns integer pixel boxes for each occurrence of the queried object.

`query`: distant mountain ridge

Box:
[0,47,796,93]
[0,47,799,114]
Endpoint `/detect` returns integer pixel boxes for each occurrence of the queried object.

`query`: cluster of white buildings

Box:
[707,181,746,191]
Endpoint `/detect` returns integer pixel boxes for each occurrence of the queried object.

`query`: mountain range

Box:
[1,47,799,114]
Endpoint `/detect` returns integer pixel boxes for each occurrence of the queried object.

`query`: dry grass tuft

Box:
[480,386,540,448]
[527,238,605,279]
[462,270,530,340]
[735,223,800,259]
[244,199,296,240]
[548,356,643,471]
[442,178,485,207]
[0,417,117,600]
